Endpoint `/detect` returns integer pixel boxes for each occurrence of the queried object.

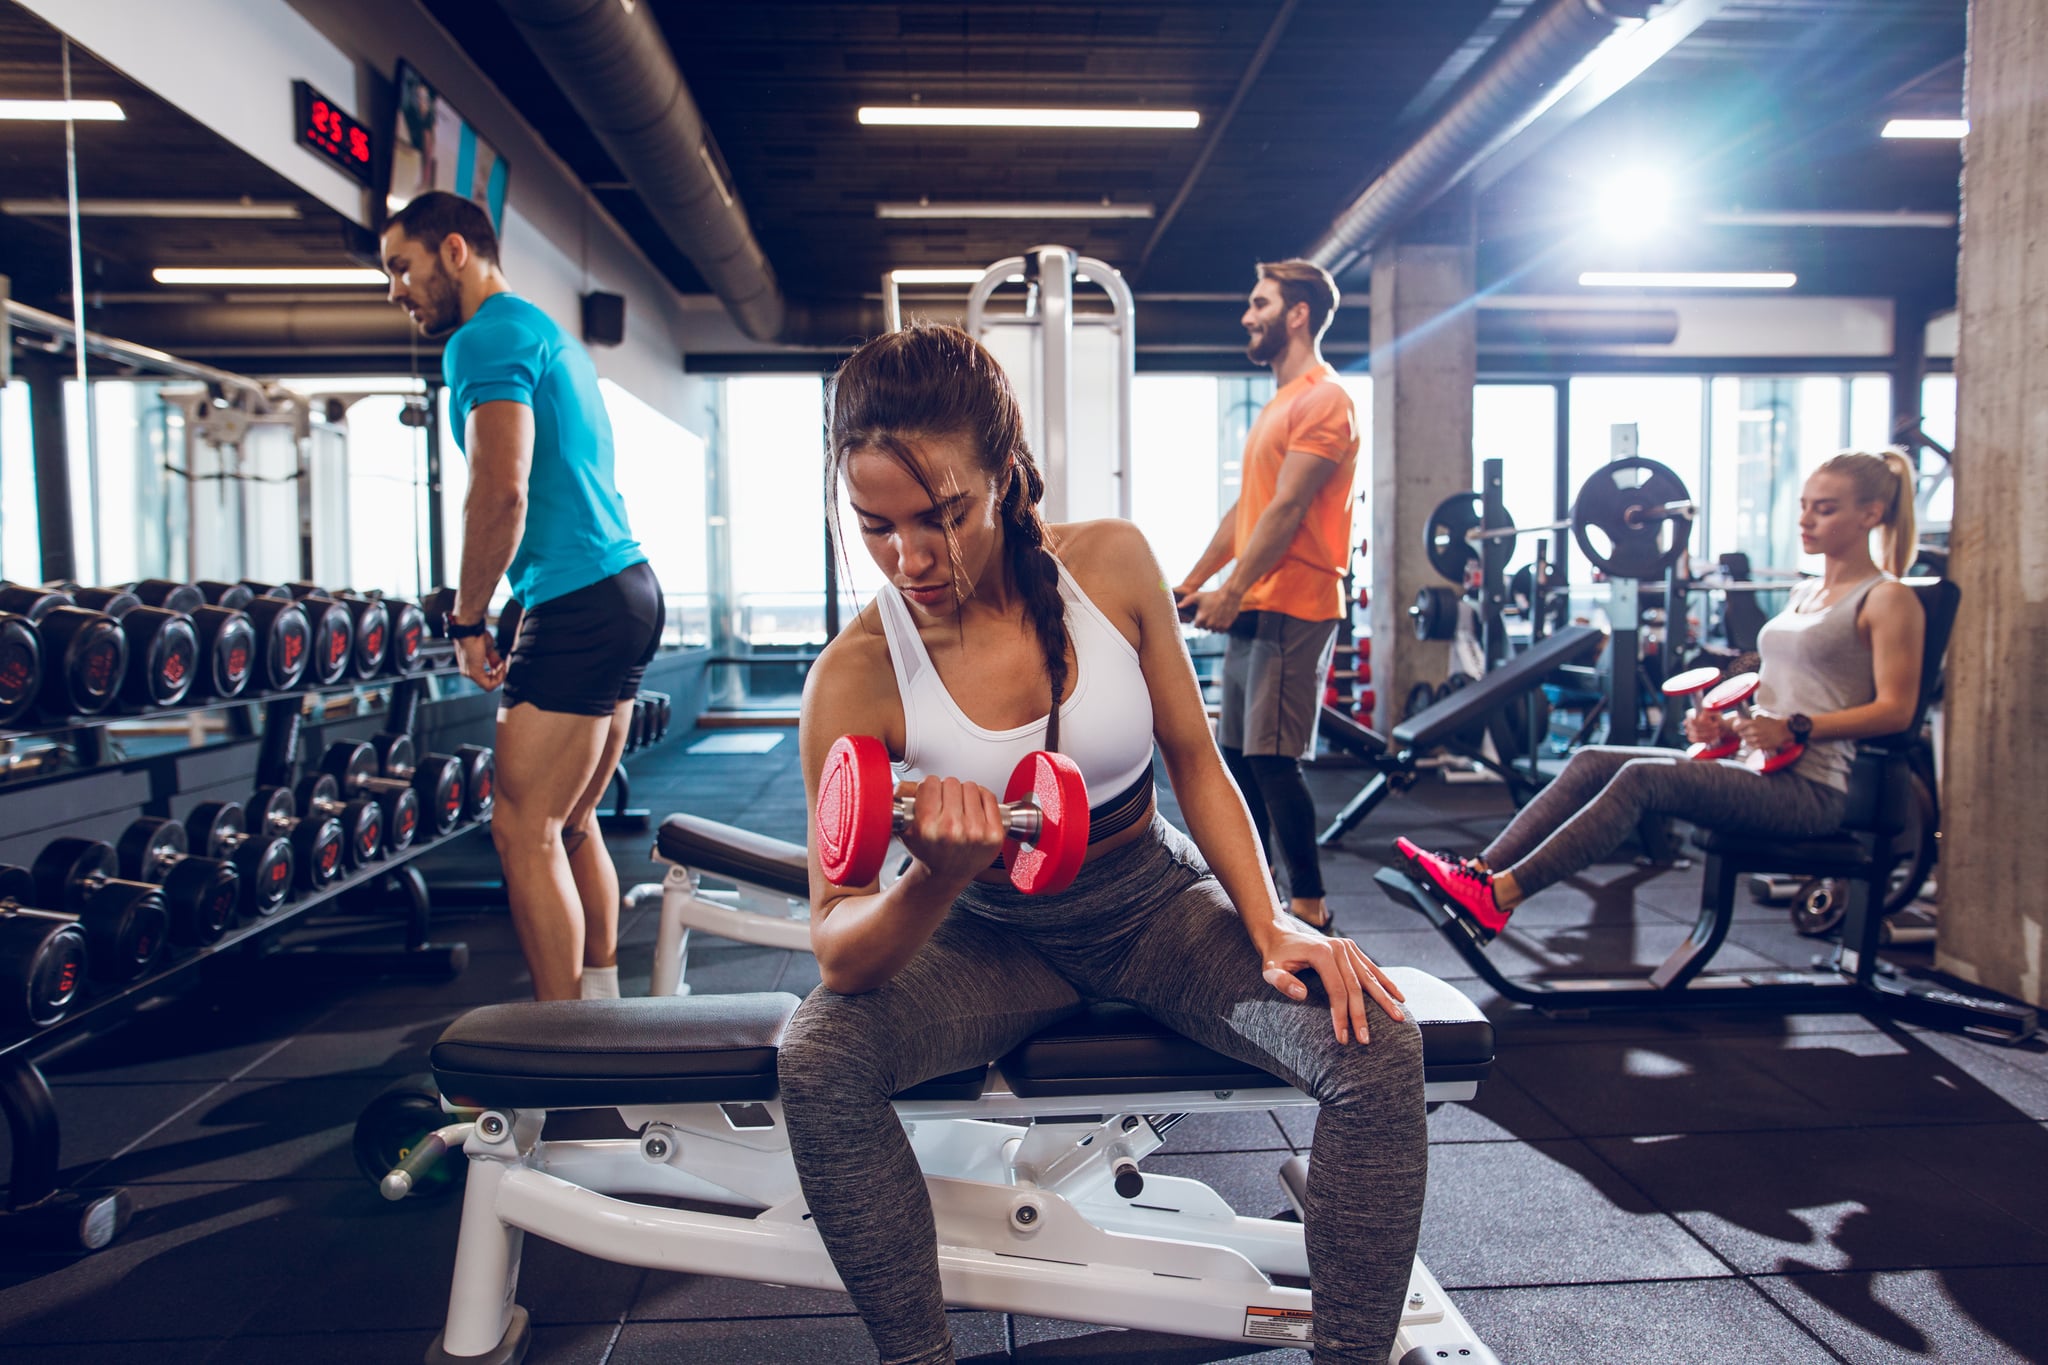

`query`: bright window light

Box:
[1882,118,1968,139]
[0,99,125,121]
[153,267,388,286]
[877,201,1156,220]
[859,106,1199,130]
[1579,271,1796,289]
[888,268,990,285]
[1595,168,1673,242]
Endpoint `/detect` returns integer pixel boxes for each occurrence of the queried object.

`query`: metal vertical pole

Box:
[1033,246,1075,523]
[60,41,98,586]
[424,383,447,590]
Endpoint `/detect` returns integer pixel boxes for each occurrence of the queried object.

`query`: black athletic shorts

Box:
[501,561,663,716]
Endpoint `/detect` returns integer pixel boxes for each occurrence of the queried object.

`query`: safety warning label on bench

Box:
[1243,1306,1313,1341]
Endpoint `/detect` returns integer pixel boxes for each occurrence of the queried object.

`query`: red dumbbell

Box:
[816,735,1090,895]
[1661,665,1737,761]
[1353,689,1376,720]
[1694,672,1805,772]
[1324,684,1341,708]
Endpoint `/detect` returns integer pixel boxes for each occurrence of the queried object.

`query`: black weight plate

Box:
[379,789,420,853]
[417,757,465,835]
[116,818,185,881]
[125,608,198,708]
[72,588,140,620]
[344,598,390,678]
[83,883,168,982]
[132,580,206,615]
[293,818,345,889]
[457,746,494,820]
[371,732,415,775]
[306,600,354,687]
[252,786,298,835]
[196,580,255,610]
[0,587,70,622]
[193,607,255,698]
[0,613,43,725]
[242,838,294,915]
[39,608,126,715]
[1402,681,1438,721]
[1572,457,1693,582]
[32,838,116,915]
[345,799,384,866]
[246,599,311,690]
[1422,494,1485,586]
[324,742,378,792]
[0,865,36,907]
[353,1076,463,1198]
[162,858,237,945]
[1409,585,1462,642]
[0,914,87,1028]
[385,602,427,673]
[186,802,247,861]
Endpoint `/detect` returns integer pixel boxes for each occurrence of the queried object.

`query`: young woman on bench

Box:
[786,323,1425,1365]
[1398,451,1925,944]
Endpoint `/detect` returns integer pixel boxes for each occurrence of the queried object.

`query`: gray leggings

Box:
[1483,745,1848,898]
[777,817,1427,1365]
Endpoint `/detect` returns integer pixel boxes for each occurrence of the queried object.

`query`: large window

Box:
[726,376,828,647]
[1706,376,1891,573]
[602,379,710,647]
[1,380,41,583]
[1474,384,1559,585]
[1918,373,1955,527]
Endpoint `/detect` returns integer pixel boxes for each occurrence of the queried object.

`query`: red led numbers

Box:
[293,81,375,186]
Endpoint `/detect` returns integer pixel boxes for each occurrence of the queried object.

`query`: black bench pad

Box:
[1695,828,1872,874]
[658,813,810,899]
[430,970,1493,1111]
[1000,967,1492,1096]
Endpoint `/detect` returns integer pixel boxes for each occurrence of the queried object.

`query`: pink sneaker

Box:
[1395,838,1511,944]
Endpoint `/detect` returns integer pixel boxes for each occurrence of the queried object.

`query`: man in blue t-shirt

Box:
[382,190,661,1002]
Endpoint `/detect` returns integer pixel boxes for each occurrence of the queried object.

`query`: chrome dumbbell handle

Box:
[889,789,1044,841]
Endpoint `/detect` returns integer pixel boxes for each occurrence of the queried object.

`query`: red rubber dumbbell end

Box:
[817,735,896,886]
[1003,750,1090,896]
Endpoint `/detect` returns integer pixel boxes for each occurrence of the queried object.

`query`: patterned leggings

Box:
[1483,745,1847,898]
[776,817,1427,1364]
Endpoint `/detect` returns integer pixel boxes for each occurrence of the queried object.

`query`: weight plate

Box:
[1660,665,1723,698]
[457,746,494,820]
[386,603,427,674]
[1422,493,1485,586]
[308,601,354,686]
[252,785,298,835]
[348,599,389,678]
[1409,585,1461,642]
[250,600,311,690]
[245,838,294,915]
[196,581,254,611]
[1003,749,1090,896]
[194,607,255,698]
[133,580,205,616]
[128,608,198,708]
[353,1076,463,1198]
[1703,671,1760,711]
[162,858,237,945]
[346,799,384,866]
[371,733,414,776]
[85,883,168,982]
[116,818,185,881]
[185,801,247,862]
[32,838,117,915]
[382,789,420,853]
[1571,457,1693,582]
[73,588,140,620]
[0,587,70,622]
[1402,681,1437,721]
[40,609,127,716]
[0,865,36,907]
[817,735,895,886]
[297,771,344,818]
[1790,878,1846,938]
[324,743,378,792]
[417,758,465,835]
[0,613,43,725]
[0,914,87,1028]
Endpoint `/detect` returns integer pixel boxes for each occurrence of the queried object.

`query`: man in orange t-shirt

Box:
[1176,259,1358,932]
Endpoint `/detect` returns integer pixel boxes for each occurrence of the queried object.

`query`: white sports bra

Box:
[874,556,1155,809]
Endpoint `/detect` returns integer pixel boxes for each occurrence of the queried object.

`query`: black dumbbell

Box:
[185,799,295,918]
[196,580,259,611]
[114,818,241,947]
[641,690,671,741]
[250,584,353,688]
[30,839,171,983]
[71,593,199,710]
[240,595,312,692]
[0,612,44,729]
[454,744,495,822]
[294,770,392,866]
[627,699,647,751]
[324,735,460,841]
[0,866,90,1029]
[188,605,257,699]
[31,605,128,718]
[132,580,208,616]
[362,593,429,674]
[0,585,74,623]
[251,784,347,891]
[328,592,391,679]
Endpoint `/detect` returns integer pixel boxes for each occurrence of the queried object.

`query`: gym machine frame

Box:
[1378,577,2036,1044]
[0,672,482,1254]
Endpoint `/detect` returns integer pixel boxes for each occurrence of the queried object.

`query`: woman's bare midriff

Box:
[970,795,1158,885]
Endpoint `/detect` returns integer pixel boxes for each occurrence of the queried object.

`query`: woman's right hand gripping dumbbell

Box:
[1682,707,1735,748]
[895,775,1009,890]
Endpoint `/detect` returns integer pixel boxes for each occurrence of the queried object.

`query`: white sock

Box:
[580,964,620,999]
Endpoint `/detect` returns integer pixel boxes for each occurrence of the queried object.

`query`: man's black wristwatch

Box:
[1787,713,1813,743]
[446,616,489,640]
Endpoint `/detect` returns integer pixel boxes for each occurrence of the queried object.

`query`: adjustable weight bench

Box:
[407,814,1503,1364]
[1318,625,1608,848]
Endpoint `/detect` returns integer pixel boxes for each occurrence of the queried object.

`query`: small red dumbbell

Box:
[1662,666,1739,761]
[816,735,1090,895]
[1700,672,1806,773]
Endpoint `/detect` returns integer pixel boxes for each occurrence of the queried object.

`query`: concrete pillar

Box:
[1366,196,1477,734]
[1935,0,2048,1006]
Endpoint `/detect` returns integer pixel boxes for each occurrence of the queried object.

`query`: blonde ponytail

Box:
[1815,450,1917,577]
[1879,450,1917,577]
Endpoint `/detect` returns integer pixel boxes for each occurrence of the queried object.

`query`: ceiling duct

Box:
[1305,0,1652,273]
[495,0,793,342]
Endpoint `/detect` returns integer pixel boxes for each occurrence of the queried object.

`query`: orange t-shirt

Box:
[1233,364,1359,621]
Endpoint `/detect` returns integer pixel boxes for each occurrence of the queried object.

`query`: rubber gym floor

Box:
[4,730,2047,1364]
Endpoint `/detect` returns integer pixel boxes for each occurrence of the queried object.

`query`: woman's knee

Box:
[1307,1009,1425,1110]
[777,997,903,1106]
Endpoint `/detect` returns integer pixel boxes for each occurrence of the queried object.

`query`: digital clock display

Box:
[294,80,374,186]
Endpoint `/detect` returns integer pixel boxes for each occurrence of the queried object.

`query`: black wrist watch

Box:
[446,616,489,640]
[1787,713,1813,742]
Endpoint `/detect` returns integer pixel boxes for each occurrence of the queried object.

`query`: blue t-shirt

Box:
[443,292,644,610]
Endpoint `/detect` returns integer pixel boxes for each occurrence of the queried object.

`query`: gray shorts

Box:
[1217,610,1339,760]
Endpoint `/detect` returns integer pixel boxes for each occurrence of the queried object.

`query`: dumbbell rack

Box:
[0,671,483,1255]
[1323,535,1375,733]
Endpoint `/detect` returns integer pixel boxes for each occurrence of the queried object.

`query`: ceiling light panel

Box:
[859,107,1199,130]
[153,267,388,286]
[876,201,1156,220]
[1579,271,1796,289]
[0,99,125,120]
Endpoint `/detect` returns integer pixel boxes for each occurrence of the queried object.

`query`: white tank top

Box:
[874,557,1155,807]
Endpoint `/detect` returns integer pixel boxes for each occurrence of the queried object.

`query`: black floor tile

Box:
[1587,1124,2048,1275]
[608,1310,1006,1363]
[1010,1313,1308,1361]
[1494,1035,1837,1137]
[1144,1150,1299,1221]
[0,1342,217,1364]
[1727,1029,2048,1129]
[632,1269,856,1322]
[1453,1278,1842,1364]
[1152,1109,1295,1155]
[1756,1265,2048,1363]
[1418,1140,1730,1288]
[2,1079,225,1196]
[92,1073,403,1186]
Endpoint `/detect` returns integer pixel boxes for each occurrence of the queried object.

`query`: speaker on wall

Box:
[582,291,626,347]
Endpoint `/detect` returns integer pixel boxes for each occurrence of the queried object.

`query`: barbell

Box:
[1426,457,1696,585]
